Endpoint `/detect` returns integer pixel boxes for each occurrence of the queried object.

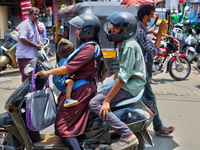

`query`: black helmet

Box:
[183,20,192,31]
[106,11,137,42]
[69,14,101,40]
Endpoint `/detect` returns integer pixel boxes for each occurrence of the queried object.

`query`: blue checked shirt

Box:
[134,22,160,62]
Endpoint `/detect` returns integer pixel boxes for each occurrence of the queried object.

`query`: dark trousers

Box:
[61,137,82,150]
[146,52,153,78]
[89,88,133,138]
[142,77,163,132]
[17,58,32,82]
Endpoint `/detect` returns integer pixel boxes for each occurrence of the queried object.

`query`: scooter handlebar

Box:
[40,38,50,49]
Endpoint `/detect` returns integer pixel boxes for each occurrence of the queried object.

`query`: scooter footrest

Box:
[33,134,66,147]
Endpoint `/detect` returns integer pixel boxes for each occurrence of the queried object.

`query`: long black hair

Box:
[80,37,108,82]
[93,37,108,82]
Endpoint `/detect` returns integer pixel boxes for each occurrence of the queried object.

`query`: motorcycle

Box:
[0,52,156,150]
[0,35,50,73]
[0,23,18,72]
[172,20,198,62]
[152,37,191,81]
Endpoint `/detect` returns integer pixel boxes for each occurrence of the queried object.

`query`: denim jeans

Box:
[146,52,153,78]
[142,77,163,132]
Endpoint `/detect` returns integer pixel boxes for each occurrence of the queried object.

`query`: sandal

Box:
[149,80,158,84]
[111,137,139,150]
[155,126,175,136]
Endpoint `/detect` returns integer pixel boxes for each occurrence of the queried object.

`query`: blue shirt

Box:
[38,22,47,39]
[134,22,160,61]
[16,17,40,59]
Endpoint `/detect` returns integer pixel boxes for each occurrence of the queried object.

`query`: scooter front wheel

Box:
[169,57,191,81]
[0,66,7,73]
[0,131,24,150]
[132,132,145,150]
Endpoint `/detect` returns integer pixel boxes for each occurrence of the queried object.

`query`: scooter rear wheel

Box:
[169,57,191,81]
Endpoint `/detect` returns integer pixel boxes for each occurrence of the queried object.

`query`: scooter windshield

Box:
[69,16,85,28]
[4,39,16,49]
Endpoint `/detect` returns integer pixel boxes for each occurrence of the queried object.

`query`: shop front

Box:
[0,0,54,46]
[0,0,21,46]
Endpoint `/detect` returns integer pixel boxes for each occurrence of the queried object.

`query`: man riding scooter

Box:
[89,11,146,150]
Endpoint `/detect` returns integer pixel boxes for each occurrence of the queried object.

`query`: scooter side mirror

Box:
[24,58,38,76]
[24,58,53,76]
[52,25,56,33]
[37,48,50,62]
[8,21,12,29]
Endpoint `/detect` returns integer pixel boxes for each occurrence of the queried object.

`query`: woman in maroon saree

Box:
[34,14,107,150]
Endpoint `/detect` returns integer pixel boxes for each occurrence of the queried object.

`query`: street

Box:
[0,57,200,150]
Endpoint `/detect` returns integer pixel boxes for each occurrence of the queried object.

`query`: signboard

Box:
[21,10,29,15]
[21,0,32,20]
[179,0,188,4]
[22,15,28,20]
[21,5,32,11]
[20,0,32,6]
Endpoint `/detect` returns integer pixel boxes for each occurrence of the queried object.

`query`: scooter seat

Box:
[112,88,144,108]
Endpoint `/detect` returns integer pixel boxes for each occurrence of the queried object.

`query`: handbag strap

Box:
[31,60,49,92]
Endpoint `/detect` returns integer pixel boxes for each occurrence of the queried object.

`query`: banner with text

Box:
[21,0,32,20]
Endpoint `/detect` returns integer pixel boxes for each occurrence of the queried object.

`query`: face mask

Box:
[147,18,156,27]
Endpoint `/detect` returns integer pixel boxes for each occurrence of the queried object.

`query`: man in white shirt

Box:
[16,7,43,82]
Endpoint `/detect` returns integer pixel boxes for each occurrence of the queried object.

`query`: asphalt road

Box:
[0,57,200,150]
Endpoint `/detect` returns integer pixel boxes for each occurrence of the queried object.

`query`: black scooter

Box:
[0,55,156,150]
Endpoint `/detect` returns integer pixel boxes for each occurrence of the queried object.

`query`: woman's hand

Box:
[34,70,50,78]
[99,101,111,120]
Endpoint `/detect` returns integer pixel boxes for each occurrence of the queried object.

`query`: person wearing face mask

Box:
[146,13,174,84]
[135,4,175,136]
[146,13,159,84]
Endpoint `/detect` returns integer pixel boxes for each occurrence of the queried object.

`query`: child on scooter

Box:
[56,39,78,108]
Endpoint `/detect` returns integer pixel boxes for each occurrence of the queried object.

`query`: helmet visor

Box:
[107,12,124,27]
[69,16,85,28]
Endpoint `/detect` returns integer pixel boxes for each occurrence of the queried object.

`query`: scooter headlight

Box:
[1,46,8,52]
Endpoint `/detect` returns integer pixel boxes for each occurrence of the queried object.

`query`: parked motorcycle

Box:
[171,23,183,36]
[152,37,191,81]
[0,23,18,72]
[172,20,198,62]
[0,36,50,73]
[0,53,156,150]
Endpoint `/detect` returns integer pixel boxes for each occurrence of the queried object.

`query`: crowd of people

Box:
[16,5,175,150]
